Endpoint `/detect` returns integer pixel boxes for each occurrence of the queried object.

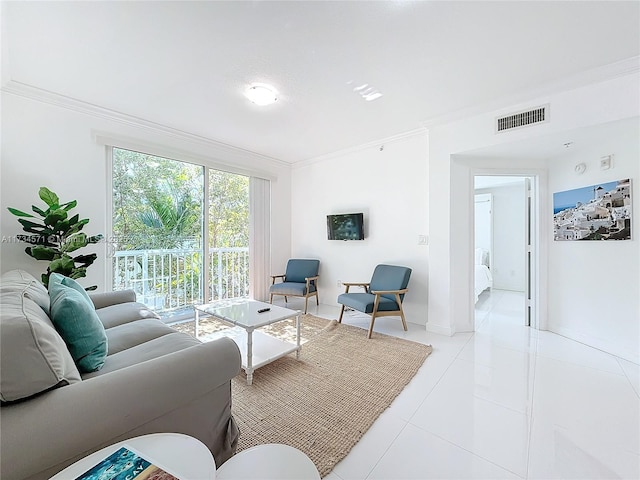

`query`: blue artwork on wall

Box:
[553,179,632,241]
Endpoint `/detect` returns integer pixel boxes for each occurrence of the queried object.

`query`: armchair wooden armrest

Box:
[370,288,409,295]
[342,282,370,293]
[305,275,319,287]
[270,274,286,285]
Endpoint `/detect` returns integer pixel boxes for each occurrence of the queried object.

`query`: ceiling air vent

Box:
[496,104,549,133]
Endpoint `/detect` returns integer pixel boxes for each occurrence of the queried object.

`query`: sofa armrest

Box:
[0,337,241,480]
[89,290,137,309]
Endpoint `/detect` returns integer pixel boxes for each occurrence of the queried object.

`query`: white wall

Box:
[547,118,640,363]
[0,91,292,291]
[428,71,640,362]
[291,132,429,325]
[475,182,526,291]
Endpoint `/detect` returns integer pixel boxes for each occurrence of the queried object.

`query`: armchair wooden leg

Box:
[315,292,319,306]
[269,294,273,304]
[304,296,309,314]
[397,294,408,331]
[338,304,345,323]
[367,314,377,339]
[369,295,382,339]
[399,309,408,331]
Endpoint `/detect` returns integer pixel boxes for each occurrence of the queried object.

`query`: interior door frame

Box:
[470,168,545,331]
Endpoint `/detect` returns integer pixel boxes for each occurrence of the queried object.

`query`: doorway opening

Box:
[473,175,536,329]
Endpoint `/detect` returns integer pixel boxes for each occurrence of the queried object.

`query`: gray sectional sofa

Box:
[0,269,241,480]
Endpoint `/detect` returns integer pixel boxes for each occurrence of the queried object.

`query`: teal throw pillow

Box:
[49,273,94,309]
[49,280,107,373]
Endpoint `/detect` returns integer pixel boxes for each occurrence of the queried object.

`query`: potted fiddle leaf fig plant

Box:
[7,187,103,290]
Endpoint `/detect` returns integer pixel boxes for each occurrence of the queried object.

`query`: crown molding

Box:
[419,56,640,129]
[1,80,291,169]
[292,127,428,169]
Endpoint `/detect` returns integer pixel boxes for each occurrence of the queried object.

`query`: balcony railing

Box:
[113,247,249,313]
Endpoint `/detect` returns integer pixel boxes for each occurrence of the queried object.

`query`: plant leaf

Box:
[31,205,47,216]
[70,267,87,279]
[56,220,70,233]
[61,200,78,211]
[49,256,74,275]
[73,253,97,267]
[16,234,38,243]
[17,218,45,228]
[44,209,67,226]
[67,218,89,234]
[18,219,48,234]
[7,207,35,218]
[62,233,88,253]
[39,187,60,208]
[29,246,57,261]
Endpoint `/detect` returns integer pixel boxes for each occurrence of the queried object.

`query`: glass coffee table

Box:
[194,299,301,385]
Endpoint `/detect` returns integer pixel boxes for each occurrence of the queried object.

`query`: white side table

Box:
[50,433,216,480]
[216,444,320,479]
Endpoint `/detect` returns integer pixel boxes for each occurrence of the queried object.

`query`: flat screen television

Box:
[327,213,365,240]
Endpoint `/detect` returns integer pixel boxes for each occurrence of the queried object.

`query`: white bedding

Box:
[475,264,493,303]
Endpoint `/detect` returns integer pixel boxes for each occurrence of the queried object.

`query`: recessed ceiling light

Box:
[245,83,278,106]
[351,82,383,102]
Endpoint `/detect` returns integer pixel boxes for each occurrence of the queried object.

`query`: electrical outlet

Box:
[418,235,428,245]
[600,155,613,170]
[337,280,342,287]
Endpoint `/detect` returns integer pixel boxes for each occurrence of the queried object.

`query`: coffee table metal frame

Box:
[194,299,301,385]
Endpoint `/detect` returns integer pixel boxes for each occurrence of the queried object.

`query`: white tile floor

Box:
[274,290,640,480]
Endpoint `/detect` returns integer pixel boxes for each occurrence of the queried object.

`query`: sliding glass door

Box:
[111,147,250,318]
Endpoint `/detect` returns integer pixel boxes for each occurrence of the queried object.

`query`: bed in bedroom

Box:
[474,248,493,303]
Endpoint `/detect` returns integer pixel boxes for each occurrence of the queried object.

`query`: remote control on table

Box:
[257,307,270,313]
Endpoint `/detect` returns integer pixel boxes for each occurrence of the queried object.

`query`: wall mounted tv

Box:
[327,213,365,240]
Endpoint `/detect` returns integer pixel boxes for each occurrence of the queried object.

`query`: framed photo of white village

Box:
[553,178,632,241]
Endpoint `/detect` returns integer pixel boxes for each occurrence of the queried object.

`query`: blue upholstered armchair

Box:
[269,259,320,314]
[337,264,412,338]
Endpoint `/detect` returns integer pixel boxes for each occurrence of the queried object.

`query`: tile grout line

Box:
[615,356,640,400]
[407,422,527,479]
[361,420,411,480]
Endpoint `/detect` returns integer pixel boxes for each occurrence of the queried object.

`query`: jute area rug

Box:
[174,314,432,477]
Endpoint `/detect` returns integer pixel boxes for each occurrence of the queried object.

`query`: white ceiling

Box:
[2,1,639,163]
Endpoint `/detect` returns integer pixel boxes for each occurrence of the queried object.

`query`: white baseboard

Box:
[425,322,454,336]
